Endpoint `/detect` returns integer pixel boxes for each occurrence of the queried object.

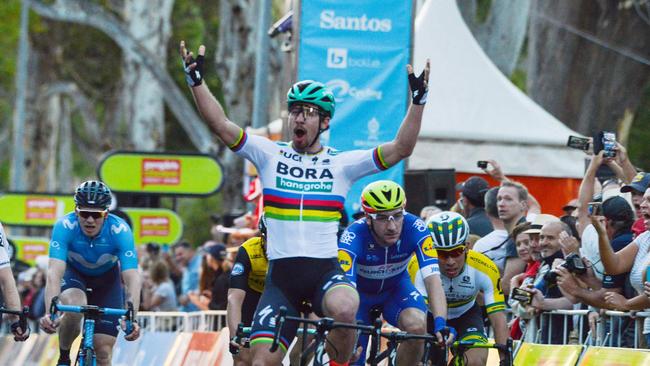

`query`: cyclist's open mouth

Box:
[294,127,306,138]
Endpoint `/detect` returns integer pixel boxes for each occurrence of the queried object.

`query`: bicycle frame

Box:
[50,296,134,366]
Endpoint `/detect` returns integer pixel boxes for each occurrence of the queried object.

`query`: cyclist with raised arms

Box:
[181,41,429,365]
[39,181,141,366]
[408,212,508,366]
[338,180,453,365]
[0,222,30,341]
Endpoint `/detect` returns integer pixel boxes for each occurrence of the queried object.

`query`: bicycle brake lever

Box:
[49,296,60,321]
[124,301,134,334]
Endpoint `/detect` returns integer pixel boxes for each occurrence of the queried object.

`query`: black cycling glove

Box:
[183,53,204,87]
[408,68,428,105]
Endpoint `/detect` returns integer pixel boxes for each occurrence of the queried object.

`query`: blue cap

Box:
[621,172,650,194]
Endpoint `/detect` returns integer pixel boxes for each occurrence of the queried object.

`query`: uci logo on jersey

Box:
[279,150,303,162]
[420,236,437,258]
[338,249,354,274]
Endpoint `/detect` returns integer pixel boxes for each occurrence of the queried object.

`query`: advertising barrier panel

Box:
[123,208,183,246]
[0,193,74,227]
[10,236,49,265]
[98,151,223,196]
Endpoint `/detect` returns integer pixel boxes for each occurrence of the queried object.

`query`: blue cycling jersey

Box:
[338,213,440,294]
[49,213,138,276]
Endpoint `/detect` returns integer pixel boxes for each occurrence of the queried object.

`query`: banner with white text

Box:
[298,0,413,216]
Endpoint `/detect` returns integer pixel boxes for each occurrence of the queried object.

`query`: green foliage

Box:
[162,194,222,247]
[628,84,650,171]
[475,0,492,24]
[0,1,20,90]
[510,68,527,93]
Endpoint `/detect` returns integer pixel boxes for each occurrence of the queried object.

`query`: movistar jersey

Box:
[409,250,505,319]
[49,213,138,276]
[338,213,440,294]
[230,131,388,260]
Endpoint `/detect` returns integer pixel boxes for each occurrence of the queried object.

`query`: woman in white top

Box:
[595,187,650,343]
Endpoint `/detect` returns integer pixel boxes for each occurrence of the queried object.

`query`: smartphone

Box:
[511,287,532,305]
[588,202,602,216]
[477,161,488,169]
[593,131,617,157]
[567,136,590,151]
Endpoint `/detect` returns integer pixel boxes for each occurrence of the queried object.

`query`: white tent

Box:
[410,0,585,178]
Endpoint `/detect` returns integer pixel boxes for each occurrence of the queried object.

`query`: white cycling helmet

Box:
[426,211,469,250]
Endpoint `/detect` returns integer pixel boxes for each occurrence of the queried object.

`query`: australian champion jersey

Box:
[230,130,388,260]
[338,213,440,294]
[408,250,505,319]
[49,213,138,276]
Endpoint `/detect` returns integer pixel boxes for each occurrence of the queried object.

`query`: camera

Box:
[511,287,532,305]
[544,253,587,284]
[567,136,590,151]
[588,201,602,216]
[593,131,617,158]
[477,161,488,169]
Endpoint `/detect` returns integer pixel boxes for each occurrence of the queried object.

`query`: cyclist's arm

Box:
[227,289,246,339]
[487,310,508,359]
[377,103,424,168]
[190,83,243,147]
[0,267,21,323]
[44,259,66,316]
[228,247,252,336]
[423,275,447,319]
[121,269,141,313]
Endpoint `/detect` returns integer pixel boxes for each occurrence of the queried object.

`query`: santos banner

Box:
[298,0,413,216]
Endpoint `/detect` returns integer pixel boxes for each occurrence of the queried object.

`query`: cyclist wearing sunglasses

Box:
[338,180,451,365]
[39,180,141,366]
[409,211,508,366]
[181,40,430,365]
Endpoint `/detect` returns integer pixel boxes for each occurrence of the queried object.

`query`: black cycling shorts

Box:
[249,257,356,353]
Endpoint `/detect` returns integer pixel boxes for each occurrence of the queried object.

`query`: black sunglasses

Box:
[76,209,107,220]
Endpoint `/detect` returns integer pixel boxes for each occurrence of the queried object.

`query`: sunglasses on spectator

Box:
[76,208,107,220]
[368,210,406,223]
[436,245,466,259]
[289,105,323,119]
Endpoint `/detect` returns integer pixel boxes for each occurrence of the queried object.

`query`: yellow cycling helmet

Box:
[361,180,406,213]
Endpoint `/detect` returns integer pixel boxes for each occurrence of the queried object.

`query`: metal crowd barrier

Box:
[521,309,650,348]
[136,310,227,333]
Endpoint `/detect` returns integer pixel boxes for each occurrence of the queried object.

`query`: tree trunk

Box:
[30,0,217,153]
[122,0,174,151]
[457,0,530,76]
[527,1,650,134]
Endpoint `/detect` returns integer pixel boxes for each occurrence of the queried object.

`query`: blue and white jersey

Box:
[337,213,440,294]
[49,213,138,276]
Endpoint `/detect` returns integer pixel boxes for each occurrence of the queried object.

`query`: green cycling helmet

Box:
[426,211,469,250]
[361,180,406,213]
[287,80,336,118]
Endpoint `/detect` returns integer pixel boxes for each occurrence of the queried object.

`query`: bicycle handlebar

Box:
[49,297,135,334]
[0,306,29,332]
[269,306,380,353]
